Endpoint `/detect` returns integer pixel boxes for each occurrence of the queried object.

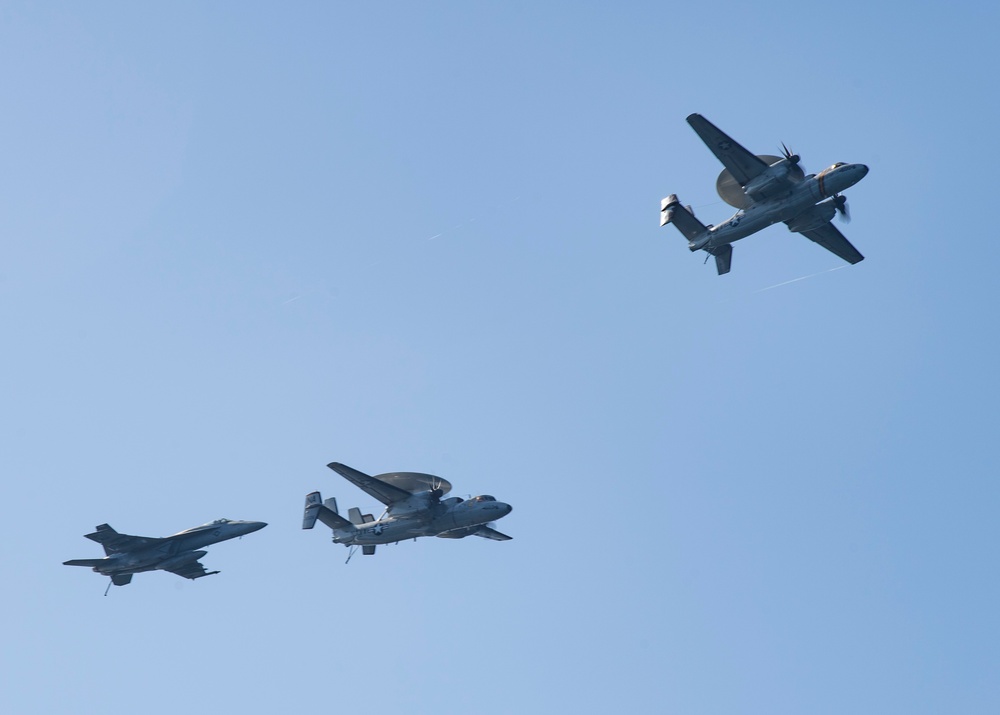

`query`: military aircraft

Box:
[64,518,267,593]
[303,462,512,561]
[660,113,869,274]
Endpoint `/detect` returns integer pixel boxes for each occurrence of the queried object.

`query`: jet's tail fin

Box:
[660,195,710,242]
[302,491,355,532]
[84,524,122,556]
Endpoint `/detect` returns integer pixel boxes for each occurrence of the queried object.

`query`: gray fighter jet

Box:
[661,113,869,274]
[303,462,512,562]
[64,518,267,593]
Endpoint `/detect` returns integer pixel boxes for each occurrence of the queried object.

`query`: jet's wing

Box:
[687,113,769,187]
[795,222,865,264]
[84,524,162,554]
[327,462,413,506]
[162,560,220,580]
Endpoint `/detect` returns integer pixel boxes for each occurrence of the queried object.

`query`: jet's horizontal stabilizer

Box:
[63,558,106,568]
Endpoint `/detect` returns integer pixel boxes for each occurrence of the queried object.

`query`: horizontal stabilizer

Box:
[303,491,355,531]
[660,195,710,243]
[63,558,106,568]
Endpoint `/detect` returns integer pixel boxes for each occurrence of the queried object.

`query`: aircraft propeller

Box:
[780,142,800,166]
[780,142,805,181]
[833,194,851,223]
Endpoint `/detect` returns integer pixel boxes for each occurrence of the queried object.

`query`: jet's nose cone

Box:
[497,503,513,518]
[857,164,869,177]
[243,521,267,533]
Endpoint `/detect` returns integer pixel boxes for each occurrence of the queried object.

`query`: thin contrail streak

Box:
[752,264,849,294]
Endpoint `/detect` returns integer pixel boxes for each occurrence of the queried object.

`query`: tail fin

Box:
[660,194,709,242]
[302,491,355,532]
[708,244,732,275]
[303,492,322,529]
[661,195,732,275]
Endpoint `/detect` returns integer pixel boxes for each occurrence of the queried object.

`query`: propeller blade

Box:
[834,194,851,223]
[780,142,800,165]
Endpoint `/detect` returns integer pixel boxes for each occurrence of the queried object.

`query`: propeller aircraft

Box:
[660,113,869,274]
[303,462,513,562]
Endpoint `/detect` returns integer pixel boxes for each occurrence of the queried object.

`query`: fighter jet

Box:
[64,518,267,593]
[661,113,869,274]
[303,462,512,562]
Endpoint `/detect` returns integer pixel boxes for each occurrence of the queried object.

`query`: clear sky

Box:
[2,2,998,713]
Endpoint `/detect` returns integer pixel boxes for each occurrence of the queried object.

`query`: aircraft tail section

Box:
[660,195,709,242]
[302,491,355,532]
[707,245,732,275]
[661,195,732,275]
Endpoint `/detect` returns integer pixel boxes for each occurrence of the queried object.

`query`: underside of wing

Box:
[795,222,864,264]
[472,526,512,541]
[437,525,512,541]
[84,524,162,555]
[327,462,427,505]
[162,560,220,580]
[687,113,769,187]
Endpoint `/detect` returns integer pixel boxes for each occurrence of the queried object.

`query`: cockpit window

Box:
[468,495,496,503]
[828,162,847,170]
[211,518,231,525]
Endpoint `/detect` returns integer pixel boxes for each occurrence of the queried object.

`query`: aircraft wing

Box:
[687,113,769,187]
[327,462,413,506]
[472,526,512,541]
[161,560,220,580]
[437,525,512,541]
[795,222,865,264]
[84,524,162,554]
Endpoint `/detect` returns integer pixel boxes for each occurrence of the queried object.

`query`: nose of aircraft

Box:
[497,503,513,518]
[240,520,268,534]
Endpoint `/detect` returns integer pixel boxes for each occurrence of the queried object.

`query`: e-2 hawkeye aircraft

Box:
[303,462,512,562]
[661,113,869,274]
[64,518,266,594]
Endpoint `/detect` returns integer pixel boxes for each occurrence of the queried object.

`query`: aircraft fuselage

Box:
[692,163,868,251]
[330,498,512,546]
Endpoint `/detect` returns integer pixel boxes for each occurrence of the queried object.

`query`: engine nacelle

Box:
[744,158,799,201]
[786,200,837,233]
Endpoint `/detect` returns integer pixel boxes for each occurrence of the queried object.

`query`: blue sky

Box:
[2,2,998,713]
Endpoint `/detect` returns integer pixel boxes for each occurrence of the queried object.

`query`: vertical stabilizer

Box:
[303,492,322,529]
